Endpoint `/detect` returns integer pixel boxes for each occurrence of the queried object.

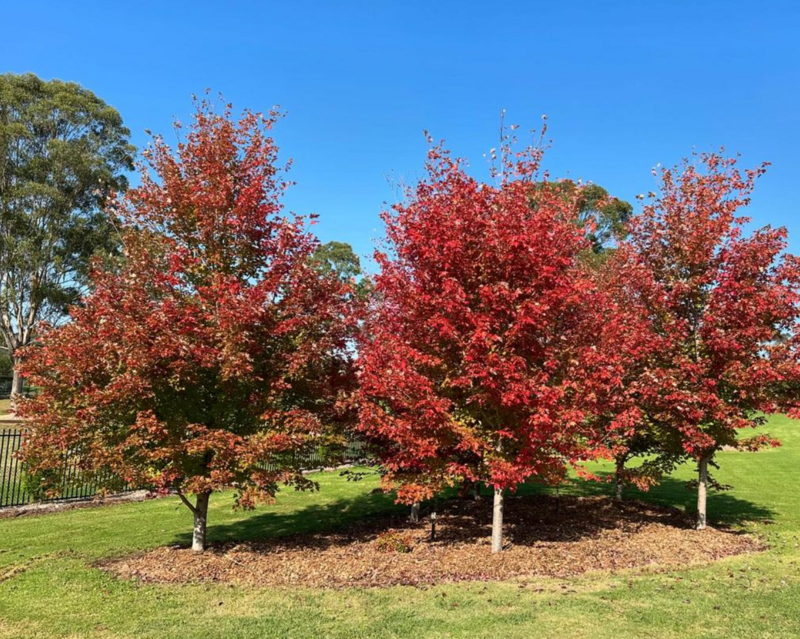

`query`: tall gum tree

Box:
[357,128,621,552]
[611,153,800,529]
[18,99,358,551]
[0,74,135,404]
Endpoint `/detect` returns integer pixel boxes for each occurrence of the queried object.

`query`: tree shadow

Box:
[169,469,773,552]
[171,488,405,549]
[508,473,775,528]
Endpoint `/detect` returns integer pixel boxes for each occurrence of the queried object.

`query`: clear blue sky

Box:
[3,1,799,266]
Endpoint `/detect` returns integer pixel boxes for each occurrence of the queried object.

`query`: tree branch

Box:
[176,490,198,515]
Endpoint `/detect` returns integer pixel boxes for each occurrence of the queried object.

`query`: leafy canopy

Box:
[604,153,800,477]
[358,129,620,502]
[19,99,359,508]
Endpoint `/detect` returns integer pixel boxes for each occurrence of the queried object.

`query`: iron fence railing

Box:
[0,428,369,509]
[0,376,36,400]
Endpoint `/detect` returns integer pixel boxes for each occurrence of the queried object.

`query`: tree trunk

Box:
[192,492,211,552]
[473,482,481,500]
[491,487,504,553]
[696,457,708,530]
[614,456,625,501]
[10,356,24,410]
[409,502,420,523]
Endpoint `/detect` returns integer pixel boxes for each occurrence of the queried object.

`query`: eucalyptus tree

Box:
[0,73,134,401]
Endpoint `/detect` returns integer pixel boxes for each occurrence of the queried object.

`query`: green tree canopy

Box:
[577,183,634,253]
[531,180,633,262]
[312,240,371,299]
[0,73,135,398]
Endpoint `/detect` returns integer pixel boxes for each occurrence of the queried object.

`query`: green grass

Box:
[2,416,800,638]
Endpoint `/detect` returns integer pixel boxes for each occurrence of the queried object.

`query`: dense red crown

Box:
[18,100,358,506]
[358,136,618,502]
[607,153,800,459]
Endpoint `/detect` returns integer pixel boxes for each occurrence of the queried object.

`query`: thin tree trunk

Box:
[491,487,504,553]
[614,456,625,501]
[192,492,211,552]
[473,482,481,500]
[409,502,420,523]
[10,356,24,410]
[696,457,708,530]
[430,498,438,541]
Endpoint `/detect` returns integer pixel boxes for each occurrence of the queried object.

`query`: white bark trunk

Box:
[697,457,708,530]
[491,487,504,553]
[10,356,24,409]
[409,502,420,523]
[192,492,210,552]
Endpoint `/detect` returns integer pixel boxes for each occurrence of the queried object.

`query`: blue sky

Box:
[3,1,799,267]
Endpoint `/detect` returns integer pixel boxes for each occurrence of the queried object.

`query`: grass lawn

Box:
[0,399,16,420]
[1,416,800,638]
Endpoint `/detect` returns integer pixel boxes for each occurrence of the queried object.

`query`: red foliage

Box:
[357,130,620,503]
[607,153,800,464]
[18,100,358,509]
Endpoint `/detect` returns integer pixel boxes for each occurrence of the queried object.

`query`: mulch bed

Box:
[102,495,764,588]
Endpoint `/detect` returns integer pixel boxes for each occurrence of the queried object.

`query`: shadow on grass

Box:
[171,469,773,550]
[173,488,405,549]
[510,473,775,527]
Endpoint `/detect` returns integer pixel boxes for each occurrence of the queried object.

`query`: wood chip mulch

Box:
[101,495,764,588]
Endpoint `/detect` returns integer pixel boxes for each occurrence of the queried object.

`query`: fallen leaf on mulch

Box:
[101,495,764,588]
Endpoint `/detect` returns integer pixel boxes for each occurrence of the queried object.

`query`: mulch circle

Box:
[102,495,764,588]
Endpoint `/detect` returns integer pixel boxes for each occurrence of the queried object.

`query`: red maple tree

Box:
[357,130,621,552]
[607,153,800,528]
[18,100,358,550]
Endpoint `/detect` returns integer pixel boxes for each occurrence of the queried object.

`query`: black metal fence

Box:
[0,428,369,509]
[0,428,29,507]
[0,428,127,508]
[0,376,35,400]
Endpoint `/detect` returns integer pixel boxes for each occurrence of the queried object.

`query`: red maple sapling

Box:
[357,126,624,552]
[607,153,800,528]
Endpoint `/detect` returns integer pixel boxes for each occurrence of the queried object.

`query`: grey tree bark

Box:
[614,456,625,501]
[10,355,24,407]
[491,487,504,553]
[409,502,420,523]
[191,492,211,552]
[696,457,709,530]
